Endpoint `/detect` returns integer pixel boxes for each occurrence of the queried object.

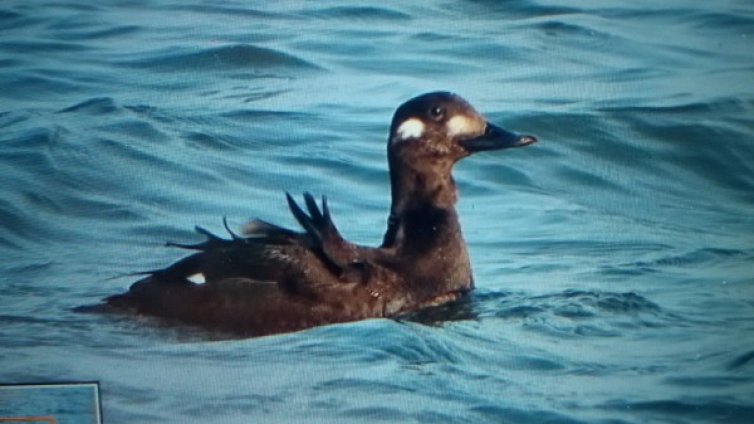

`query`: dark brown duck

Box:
[103,92,537,337]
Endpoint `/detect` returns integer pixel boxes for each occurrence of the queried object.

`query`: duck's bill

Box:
[460,123,537,153]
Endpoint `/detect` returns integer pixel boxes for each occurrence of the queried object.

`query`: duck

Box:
[103,91,537,337]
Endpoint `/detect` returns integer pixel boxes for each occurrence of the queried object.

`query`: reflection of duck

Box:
[104,92,537,337]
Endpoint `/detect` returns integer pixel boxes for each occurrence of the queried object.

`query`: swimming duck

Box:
[104,92,536,336]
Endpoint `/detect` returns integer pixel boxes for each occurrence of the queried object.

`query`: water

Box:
[0,383,101,424]
[1,0,753,422]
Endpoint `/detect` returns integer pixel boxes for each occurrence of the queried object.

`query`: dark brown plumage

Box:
[103,92,537,337]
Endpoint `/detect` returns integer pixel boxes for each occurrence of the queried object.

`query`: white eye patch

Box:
[395,118,425,141]
[446,115,479,137]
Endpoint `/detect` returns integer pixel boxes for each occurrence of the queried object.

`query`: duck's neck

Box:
[382,154,460,248]
[381,154,474,294]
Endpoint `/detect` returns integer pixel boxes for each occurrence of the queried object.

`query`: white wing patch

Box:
[395,118,425,141]
[187,273,206,284]
[447,115,477,137]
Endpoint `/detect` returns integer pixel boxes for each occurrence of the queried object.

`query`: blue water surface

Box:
[1,1,753,423]
[0,383,100,424]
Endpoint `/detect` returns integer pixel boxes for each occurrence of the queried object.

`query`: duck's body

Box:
[104,92,536,337]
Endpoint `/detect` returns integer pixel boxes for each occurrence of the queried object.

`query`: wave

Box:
[119,44,321,74]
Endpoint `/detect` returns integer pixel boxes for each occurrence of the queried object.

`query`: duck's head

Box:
[387,91,536,210]
[388,91,536,164]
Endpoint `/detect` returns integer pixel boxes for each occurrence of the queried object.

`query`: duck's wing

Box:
[109,223,288,285]
[284,192,367,270]
[105,222,384,335]
[241,218,300,240]
[113,202,370,295]
[106,192,390,328]
[239,192,365,273]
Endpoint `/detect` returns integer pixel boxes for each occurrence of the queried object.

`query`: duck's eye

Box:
[429,106,444,121]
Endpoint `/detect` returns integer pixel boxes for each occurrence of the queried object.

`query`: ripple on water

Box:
[464,289,673,338]
[57,97,119,114]
[468,405,586,424]
[0,40,90,54]
[727,350,754,371]
[299,6,412,21]
[617,247,750,271]
[54,25,142,41]
[600,399,754,424]
[2,75,81,98]
[119,44,322,74]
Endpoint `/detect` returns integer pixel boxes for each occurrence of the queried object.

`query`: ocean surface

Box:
[1,1,753,423]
